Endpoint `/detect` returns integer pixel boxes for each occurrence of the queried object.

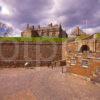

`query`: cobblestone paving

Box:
[0,67,100,100]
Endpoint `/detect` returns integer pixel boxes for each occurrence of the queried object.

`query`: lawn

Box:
[75,34,90,41]
[95,33,100,39]
[0,37,68,43]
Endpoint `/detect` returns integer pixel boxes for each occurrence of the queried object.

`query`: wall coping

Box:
[0,42,63,45]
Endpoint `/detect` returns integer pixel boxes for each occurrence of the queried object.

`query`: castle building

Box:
[21,23,68,38]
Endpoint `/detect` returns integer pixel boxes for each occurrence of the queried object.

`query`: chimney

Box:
[32,25,34,29]
[27,24,30,29]
[50,23,53,27]
[77,26,80,36]
[38,25,40,29]
[59,24,62,32]
[48,23,53,27]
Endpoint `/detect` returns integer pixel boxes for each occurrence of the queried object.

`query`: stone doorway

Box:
[80,45,90,53]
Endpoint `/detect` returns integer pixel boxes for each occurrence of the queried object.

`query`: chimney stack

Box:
[48,23,53,27]
[77,26,80,36]
[38,25,40,29]
[32,25,34,29]
[27,24,30,29]
[50,23,53,27]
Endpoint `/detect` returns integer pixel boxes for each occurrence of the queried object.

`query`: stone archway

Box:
[80,45,90,53]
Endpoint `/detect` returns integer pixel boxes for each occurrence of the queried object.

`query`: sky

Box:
[0,0,100,36]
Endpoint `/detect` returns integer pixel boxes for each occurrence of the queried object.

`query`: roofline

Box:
[82,34,94,40]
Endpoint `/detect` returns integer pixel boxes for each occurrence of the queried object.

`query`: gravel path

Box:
[0,67,100,100]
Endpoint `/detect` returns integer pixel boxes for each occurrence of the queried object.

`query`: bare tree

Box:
[3,26,13,37]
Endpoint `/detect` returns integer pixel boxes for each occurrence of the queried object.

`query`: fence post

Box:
[62,66,64,73]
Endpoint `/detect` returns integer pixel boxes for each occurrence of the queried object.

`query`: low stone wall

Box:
[0,42,63,67]
[67,57,100,79]
[96,40,100,52]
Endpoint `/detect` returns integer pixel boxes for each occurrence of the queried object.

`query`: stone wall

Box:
[67,57,100,79]
[0,42,63,67]
[67,39,100,53]
[66,39,100,79]
[96,40,100,52]
[66,42,78,54]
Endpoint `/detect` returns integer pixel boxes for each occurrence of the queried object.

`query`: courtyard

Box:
[0,67,100,100]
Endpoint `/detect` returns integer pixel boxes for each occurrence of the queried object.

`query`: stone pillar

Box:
[62,41,67,60]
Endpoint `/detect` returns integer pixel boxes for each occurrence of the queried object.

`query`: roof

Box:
[82,33,100,40]
[82,34,94,40]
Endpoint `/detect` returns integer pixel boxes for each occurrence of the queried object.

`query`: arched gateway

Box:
[80,45,90,53]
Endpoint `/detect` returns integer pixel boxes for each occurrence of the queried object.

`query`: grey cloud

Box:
[55,0,100,28]
[0,0,53,27]
[0,0,100,34]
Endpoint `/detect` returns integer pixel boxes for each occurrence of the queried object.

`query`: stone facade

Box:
[67,56,100,79]
[66,34,100,54]
[77,36,100,53]
[21,23,68,38]
[65,33,100,80]
[0,42,63,67]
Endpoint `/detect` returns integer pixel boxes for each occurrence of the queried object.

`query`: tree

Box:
[0,22,13,37]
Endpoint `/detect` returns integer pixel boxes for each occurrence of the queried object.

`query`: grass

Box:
[75,34,91,41]
[0,37,68,43]
[76,33,100,41]
[95,33,100,39]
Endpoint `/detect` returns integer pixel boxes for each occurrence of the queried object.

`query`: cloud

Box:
[56,0,100,27]
[0,0,53,25]
[83,26,100,34]
[0,0,100,36]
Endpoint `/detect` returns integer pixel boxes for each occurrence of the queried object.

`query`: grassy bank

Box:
[0,37,68,43]
[75,34,90,41]
[95,33,100,39]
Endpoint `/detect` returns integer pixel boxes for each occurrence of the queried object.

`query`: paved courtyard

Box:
[0,67,100,100]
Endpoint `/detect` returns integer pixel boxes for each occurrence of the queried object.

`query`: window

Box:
[95,67,100,75]
[82,60,89,68]
[71,59,77,65]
